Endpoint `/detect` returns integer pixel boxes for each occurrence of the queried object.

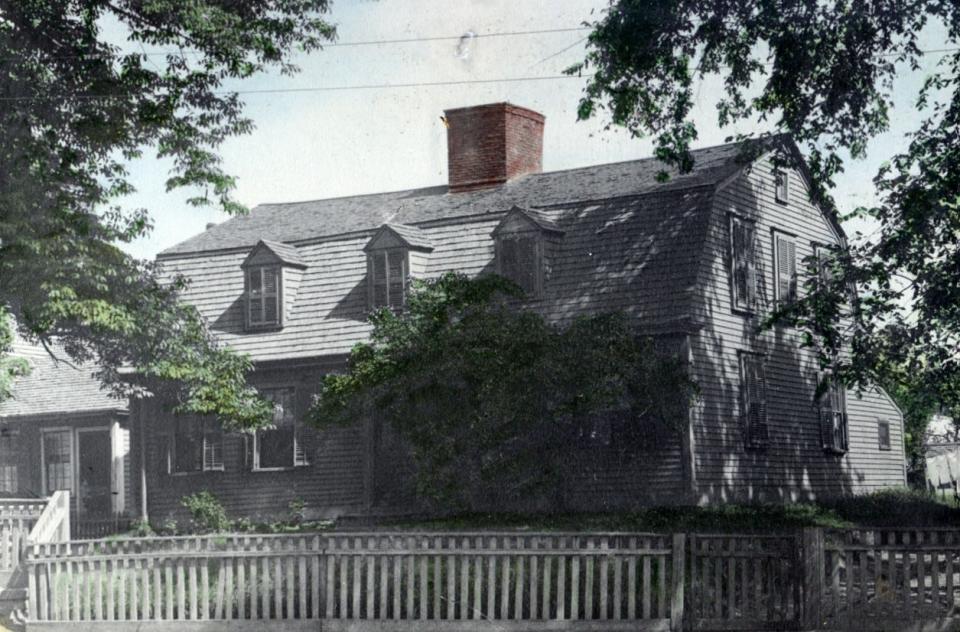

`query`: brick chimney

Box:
[445,103,544,193]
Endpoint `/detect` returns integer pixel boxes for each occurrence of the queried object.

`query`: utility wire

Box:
[0,73,594,102]
[0,27,592,64]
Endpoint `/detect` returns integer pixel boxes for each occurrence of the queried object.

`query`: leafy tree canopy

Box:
[0,1,335,429]
[569,0,960,436]
[309,273,697,511]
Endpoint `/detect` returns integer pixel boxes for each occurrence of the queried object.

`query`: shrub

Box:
[181,491,231,533]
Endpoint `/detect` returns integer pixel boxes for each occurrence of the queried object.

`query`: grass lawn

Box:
[378,489,960,532]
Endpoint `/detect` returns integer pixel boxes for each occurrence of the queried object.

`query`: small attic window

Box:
[497,234,541,295]
[240,240,307,331]
[246,266,281,328]
[368,250,408,310]
[364,224,433,311]
[492,206,560,298]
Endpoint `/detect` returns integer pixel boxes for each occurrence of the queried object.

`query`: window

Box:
[775,170,789,203]
[246,266,281,328]
[0,429,18,493]
[497,234,541,296]
[819,376,848,454]
[729,215,757,312]
[740,352,768,449]
[42,430,73,494]
[168,417,223,474]
[814,244,834,288]
[773,232,798,306]
[878,420,892,451]
[255,387,307,470]
[368,250,407,310]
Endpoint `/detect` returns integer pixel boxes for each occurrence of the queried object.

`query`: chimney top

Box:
[444,102,545,193]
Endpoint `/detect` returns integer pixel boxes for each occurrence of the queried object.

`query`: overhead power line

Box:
[0,73,594,102]
[0,27,592,64]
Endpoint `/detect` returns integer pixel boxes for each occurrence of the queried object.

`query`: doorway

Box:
[76,429,111,518]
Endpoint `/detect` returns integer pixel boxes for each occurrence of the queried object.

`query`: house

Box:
[133,102,906,525]
[0,336,134,536]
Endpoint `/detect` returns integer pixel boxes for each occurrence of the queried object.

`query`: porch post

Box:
[139,399,148,522]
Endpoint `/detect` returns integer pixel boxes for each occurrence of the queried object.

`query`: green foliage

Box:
[0,309,30,401]
[570,1,960,432]
[0,1,336,429]
[310,272,697,511]
[181,491,231,534]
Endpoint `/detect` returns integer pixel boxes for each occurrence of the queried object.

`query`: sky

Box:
[110,0,952,260]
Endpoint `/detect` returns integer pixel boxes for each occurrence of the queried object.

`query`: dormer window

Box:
[369,250,408,309]
[364,224,433,311]
[491,206,562,298]
[240,240,307,331]
[246,266,280,327]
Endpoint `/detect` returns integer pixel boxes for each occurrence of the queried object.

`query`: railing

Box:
[0,499,46,573]
[23,531,686,630]
[71,515,132,540]
[815,528,960,631]
[25,490,70,546]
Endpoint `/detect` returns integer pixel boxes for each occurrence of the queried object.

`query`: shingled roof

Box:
[0,340,127,419]
[154,138,801,363]
[160,141,756,256]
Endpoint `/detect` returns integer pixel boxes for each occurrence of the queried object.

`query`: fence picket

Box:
[461,537,470,620]
[557,537,566,620]
[571,543,580,621]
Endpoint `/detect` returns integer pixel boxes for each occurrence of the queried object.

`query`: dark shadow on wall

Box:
[690,172,855,505]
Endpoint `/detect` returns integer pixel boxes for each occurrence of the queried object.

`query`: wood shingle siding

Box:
[688,153,905,502]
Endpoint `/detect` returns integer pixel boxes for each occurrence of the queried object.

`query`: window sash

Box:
[819,377,848,453]
[740,353,768,448]
[878,420,892,451]
[0,431,18,493]
[170,418,223,474]
[247,266,281,327]
[730,216,757,312]
[369,250,407,309]
[254,388,307,469]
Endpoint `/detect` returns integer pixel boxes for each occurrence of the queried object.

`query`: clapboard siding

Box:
[140,365,368,525]
[689,153,905,503]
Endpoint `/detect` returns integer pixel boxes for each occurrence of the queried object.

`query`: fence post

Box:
[802,527,824,631]
[25,543,36,622]
[671,533,685,632]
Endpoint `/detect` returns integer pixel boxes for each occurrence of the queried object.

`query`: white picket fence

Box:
[24,531,685,631]
[0,499,47,573]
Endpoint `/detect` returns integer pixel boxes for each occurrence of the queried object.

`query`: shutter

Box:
[243,433,254,471]
[158,433,171,474]
[247,268,263,324]
[731,217,753,310]
[371,253,387,308]
[744,222,757,308]
[387,251,405,309]
[776,171,789,202]
[741,354,768,448]
[819,375,836,450]
[263,268,279,323]
[776,236,797,304]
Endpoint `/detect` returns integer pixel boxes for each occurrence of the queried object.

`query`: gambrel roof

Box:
[156,137,837,364]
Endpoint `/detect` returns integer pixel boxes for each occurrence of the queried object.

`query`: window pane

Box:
[248,268,262,295]
[371,252,387,308]
[499,236,538,295]
[264,294,278,323]
[203,421,224,470]
[263,268,278,295]
[776,235,797,303]
[0,432,17,493]
[43,431,72,494]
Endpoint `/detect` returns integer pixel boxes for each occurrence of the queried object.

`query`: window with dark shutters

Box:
[730,215,757,312]
[255,387,308,470]
[168,417,223,474]
[819,375,848,454]
[369,250,408,310]
[740,352,768,449]
[246,266,281,328]
[878,419,892,451]
[774,233,797,306]
[497,234,540,296]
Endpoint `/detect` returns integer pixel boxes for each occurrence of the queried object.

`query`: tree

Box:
[568,1,960,449]
[0,1,336,429]
[309,273,696,511]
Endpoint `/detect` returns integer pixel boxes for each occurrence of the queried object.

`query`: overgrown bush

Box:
[181,491,231,533]
[822,487,960,527]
